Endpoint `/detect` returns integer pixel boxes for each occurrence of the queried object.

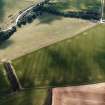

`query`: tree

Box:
[21,18,27,25]
[31,13,36,19]
[0,31,10,42]
[26,15,33,23]
[36,11,42,16]
[17,20,22,27]
[12,26,17,33]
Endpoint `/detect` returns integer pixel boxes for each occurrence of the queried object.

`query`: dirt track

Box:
[52,83,105,105]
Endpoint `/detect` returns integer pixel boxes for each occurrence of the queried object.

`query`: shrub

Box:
[0,31,10,42]
[31,13,36,19]
[12,26,17,32]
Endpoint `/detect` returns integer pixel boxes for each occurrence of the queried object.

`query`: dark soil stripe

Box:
[3,61,22,91]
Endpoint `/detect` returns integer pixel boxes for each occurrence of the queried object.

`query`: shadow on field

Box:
[37,13,62,24]
[46,48,93,86]
[0,40,14,49]
[0,0,5,22]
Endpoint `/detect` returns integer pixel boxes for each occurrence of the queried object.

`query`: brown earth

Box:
[52,83,105,105]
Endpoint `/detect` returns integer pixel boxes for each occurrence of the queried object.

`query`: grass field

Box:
[49,0,101,12]
[0,88,48,105]
[0,0,102,29]
[8,24,105,89]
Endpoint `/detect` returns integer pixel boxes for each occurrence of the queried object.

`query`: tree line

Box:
[0,0,100,43]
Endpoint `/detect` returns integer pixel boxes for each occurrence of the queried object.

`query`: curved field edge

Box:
[11,24,105,88]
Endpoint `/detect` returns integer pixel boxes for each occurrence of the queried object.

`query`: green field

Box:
[49,0,101,12]
[9,24,105,89]
[0,88,48,105]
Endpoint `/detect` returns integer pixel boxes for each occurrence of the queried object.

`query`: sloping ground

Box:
[52,83,105,105]
[8,24,105,89]
[0,16,95,61]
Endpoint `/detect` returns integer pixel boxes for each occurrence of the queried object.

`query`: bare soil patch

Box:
[52,83,105,105]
